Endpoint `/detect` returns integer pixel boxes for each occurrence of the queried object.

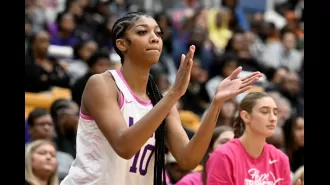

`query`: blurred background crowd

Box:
[25,0,304,184]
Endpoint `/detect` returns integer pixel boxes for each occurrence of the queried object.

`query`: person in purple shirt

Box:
[25,120,31,143]
[50,12,79,47]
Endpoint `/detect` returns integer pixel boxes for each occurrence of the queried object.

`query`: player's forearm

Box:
[179,100,223,170]
[120,90,180,158]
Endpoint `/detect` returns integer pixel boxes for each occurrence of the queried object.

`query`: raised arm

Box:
[82,46,196,159]
[165,100,223,170]
[166,67,262,169]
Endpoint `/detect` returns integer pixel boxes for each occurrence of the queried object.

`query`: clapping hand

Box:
[214,67,263,103]
[171,45,195,97]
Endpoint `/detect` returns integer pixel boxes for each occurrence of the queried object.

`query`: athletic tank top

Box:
[60,69,155,185]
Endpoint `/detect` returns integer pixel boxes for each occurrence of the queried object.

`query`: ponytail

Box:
[146,74,167,185]
[233,116,245,138]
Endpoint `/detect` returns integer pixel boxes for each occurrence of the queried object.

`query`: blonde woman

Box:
[25,140,59,185]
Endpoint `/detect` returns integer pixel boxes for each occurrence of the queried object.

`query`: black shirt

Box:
[25,60,70,92]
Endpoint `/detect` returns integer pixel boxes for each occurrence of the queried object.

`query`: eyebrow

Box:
[134,24,160,29]
[259,106,278,111]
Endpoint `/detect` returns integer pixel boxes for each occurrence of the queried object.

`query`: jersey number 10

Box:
[128,117,155,176]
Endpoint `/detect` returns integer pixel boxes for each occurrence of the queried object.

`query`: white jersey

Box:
[61,69,155,185]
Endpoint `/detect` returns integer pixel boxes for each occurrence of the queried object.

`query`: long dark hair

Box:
[282,116,303,161]
[111,12,166,185]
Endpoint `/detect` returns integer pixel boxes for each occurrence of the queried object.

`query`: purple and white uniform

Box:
[61,69,155,185]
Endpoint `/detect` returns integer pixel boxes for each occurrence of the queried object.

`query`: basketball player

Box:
[60,12,262,185]
[206,92,302,185]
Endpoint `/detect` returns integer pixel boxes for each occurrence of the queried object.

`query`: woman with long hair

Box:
[60,12,261,185]
[283,116,304,172]
[207,92,301,185]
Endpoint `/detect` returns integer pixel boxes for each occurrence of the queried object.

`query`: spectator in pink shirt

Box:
[176,125,234,185]
[206,92,300,185]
